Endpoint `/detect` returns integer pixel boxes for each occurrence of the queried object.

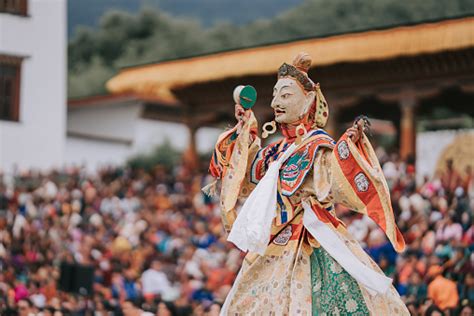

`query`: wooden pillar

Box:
[399,96,417,160]
[183,124,199,172]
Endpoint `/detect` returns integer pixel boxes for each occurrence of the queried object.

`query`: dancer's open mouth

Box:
[275,109,286,116]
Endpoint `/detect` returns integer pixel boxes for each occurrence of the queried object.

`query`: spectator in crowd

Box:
[459,272,474,306]
[406,271,427,302]
[17,298,34,316]
[442,159,461,196]
[459,302,473,316]
[141,259,172,299]
[426,265,459,311]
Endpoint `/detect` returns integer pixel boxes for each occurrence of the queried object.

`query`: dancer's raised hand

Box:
[235,103,251,124]
[346,117,367,143]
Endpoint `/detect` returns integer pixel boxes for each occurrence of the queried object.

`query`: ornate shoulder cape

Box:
[280,130,334,196]
[250,130,335,196]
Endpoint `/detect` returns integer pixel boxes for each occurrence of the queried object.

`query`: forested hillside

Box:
[68,0,304,36]
[68,0,474,98]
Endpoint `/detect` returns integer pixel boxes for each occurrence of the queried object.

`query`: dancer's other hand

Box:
[346,119,365,143]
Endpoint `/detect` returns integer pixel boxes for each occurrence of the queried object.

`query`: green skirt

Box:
[311,247,370,315]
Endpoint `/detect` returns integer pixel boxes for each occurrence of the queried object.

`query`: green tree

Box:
[127,140,182,171]
[68,0,474,98]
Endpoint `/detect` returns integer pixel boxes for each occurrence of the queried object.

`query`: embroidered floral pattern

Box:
[310,247,369,315]
[224,241,312,315]
[346,299,359,312]
[329,260,343,274]
[341,282,349,292]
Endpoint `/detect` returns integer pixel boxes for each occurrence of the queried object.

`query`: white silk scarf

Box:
[227,138,302,255]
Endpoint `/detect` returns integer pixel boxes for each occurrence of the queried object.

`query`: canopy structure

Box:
[107,16,474,159]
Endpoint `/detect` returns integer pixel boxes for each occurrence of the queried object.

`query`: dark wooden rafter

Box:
[148,47,474,160]
[158,47,474,127]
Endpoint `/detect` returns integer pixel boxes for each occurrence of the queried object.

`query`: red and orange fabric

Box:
[331,133,405,252]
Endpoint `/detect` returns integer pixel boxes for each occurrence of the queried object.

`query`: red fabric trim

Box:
[269,222,304,242]
[280,121,312,142]
[309,202,340,228]
[335,134,387,231]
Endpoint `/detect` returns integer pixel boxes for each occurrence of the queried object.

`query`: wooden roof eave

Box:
[106,16,474,101]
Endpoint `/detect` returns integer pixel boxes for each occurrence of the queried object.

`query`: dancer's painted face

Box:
[271,77,315,124]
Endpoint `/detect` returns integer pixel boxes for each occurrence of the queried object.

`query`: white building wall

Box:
[65,137,131,171]
[132,119,221,155]
[65,102,141,170]
[65,109,222,171]
[0,0,67,171]
[132,119,190,154]
[196,127,221,154]
[68,103,141,142]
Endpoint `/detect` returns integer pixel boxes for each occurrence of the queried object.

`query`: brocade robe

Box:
[209,113,409,315]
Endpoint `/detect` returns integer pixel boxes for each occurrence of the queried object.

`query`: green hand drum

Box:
[233,85,257,109]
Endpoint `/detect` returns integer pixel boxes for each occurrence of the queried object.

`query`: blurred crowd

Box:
[0,149,472,316]
[344,152,473,316]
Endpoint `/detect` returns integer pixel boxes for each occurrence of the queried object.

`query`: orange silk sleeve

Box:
[329,133,406,252]
[208,112,260,232]
[209,127,239,179]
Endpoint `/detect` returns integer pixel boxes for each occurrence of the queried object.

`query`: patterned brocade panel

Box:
[310,247,369,315]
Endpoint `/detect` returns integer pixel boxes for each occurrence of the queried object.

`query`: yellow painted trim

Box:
[107,17,474,101]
